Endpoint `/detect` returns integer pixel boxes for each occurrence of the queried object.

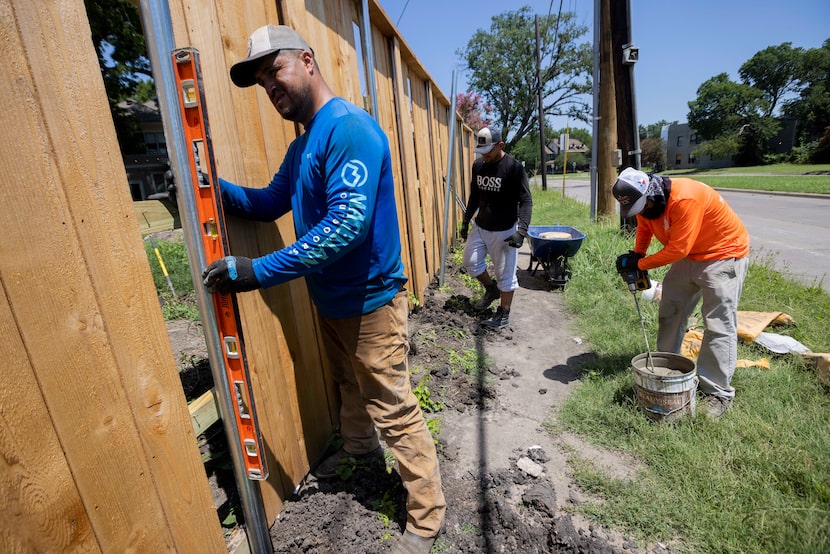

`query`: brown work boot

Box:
[312,446,383,479]
[701,394,733,419]
[392,530,437,554]
[474,283,500,311]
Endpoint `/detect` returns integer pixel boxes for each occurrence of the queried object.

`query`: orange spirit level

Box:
[172,47,268,481]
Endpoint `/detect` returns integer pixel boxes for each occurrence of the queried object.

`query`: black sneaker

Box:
[474,283,500,310]
[481,307,510,330]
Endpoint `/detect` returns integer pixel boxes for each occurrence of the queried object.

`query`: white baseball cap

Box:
[612,167,650,217]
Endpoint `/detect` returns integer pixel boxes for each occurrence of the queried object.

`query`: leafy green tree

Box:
[456,91,493,132]
[687,73,777,165]
[784,39,830,160]
[553,126,591,148]
[640,137,665,171]
[510,134,541,175]
[639,120,672,140]
[553,151,588,172]
[739,42,804,118]
[510,127,557,175]
[458,6,592,150]
[85,0,153,154]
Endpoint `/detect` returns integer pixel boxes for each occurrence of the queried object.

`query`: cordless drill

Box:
[616,251,651,293]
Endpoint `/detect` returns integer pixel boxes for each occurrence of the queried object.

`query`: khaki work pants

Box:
[319,289,446,537]
[657,256,749,399]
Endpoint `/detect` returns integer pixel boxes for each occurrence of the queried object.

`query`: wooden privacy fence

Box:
[1,0,472,551]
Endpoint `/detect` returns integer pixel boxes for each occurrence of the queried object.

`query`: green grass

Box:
[657,163,830,195]
[144,235,201,321]
[668,163,830,176]
[529,186,830,553]
[684,175,830,195]
[561,163,830,195]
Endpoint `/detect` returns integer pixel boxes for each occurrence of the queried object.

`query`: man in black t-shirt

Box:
[460,127,533,330]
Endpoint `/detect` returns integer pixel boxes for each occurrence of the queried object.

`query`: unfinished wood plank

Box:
[1,6,173,552]
[134,199,175,235]
[409,75,441,276]
[2,1,224,551]
[391,38,429,301]
[0,293,98,552]
[169,0,340,523]
[189,388,221,436]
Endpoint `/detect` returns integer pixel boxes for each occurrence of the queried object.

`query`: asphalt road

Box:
[545,177,830,293]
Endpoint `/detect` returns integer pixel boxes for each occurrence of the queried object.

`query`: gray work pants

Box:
[656,257,749,399]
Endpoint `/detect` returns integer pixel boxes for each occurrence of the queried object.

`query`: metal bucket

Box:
[631,352,698,422]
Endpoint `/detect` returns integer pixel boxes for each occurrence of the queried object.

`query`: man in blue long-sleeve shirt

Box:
[202,25,445,552]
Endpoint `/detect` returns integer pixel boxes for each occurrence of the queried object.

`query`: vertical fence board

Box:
[2,0,473,547]
[390,38,429,299]
[168,0,332,523]
[0,0,224,551]
[0,297,98,552]
[407,73,441,277]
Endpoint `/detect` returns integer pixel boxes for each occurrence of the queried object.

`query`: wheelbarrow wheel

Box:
[550,256,570,289]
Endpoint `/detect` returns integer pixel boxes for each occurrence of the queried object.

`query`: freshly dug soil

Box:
[169,247,675,553]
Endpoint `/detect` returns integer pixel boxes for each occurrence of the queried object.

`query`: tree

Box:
[510,125,558,175]
[687,73,777,165]
[457,6,592,150]
[554,126,591,148]
[455,91,493,132]
[739,43,804,118]
[784,39,830,154]
[640,137,665,171]
[639,120,672,140]
[85,0,153,153]
[511,133,544,175]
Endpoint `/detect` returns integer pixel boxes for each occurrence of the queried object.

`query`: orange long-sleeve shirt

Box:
[634,178,750,271]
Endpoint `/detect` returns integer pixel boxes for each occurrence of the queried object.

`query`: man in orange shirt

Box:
[612,167,750,419]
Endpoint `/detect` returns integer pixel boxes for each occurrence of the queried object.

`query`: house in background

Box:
[545,136,588,172]
[662,123,729,170]
[662,118,799,170]
[119,100,170,201]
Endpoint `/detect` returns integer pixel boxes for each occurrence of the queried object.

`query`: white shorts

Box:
[462,222,519,292]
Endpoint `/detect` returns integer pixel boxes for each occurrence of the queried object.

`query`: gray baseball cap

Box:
[474,127,502,155]
[230,25,312,88]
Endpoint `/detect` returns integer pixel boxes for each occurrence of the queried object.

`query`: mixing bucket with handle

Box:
[631,352,698,422]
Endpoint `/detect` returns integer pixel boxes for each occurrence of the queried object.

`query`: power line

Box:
[396,0,411,27]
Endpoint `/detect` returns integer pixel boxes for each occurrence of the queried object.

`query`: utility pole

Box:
[596,0,618,217]
[536,15,547,191]
[611,0,640,229]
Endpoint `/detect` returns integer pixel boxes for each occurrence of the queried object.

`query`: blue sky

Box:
[376,0,830,133]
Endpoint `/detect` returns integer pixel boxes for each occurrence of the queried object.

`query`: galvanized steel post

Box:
[137,1,271,552]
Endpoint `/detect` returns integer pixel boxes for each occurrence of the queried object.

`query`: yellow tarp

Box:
[737,311,796,342]
[679,311,828,385]
[681,328,768,369]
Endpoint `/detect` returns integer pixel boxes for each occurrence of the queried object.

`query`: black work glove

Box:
[505,231,524,248]
[615,250,643,274]
[202,256,260,295]
[460,221,469,241]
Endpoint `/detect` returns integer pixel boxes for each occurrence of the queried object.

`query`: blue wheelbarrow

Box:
[526,225,586,289]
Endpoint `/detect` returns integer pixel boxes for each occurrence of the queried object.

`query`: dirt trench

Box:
[170,247,675,553]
